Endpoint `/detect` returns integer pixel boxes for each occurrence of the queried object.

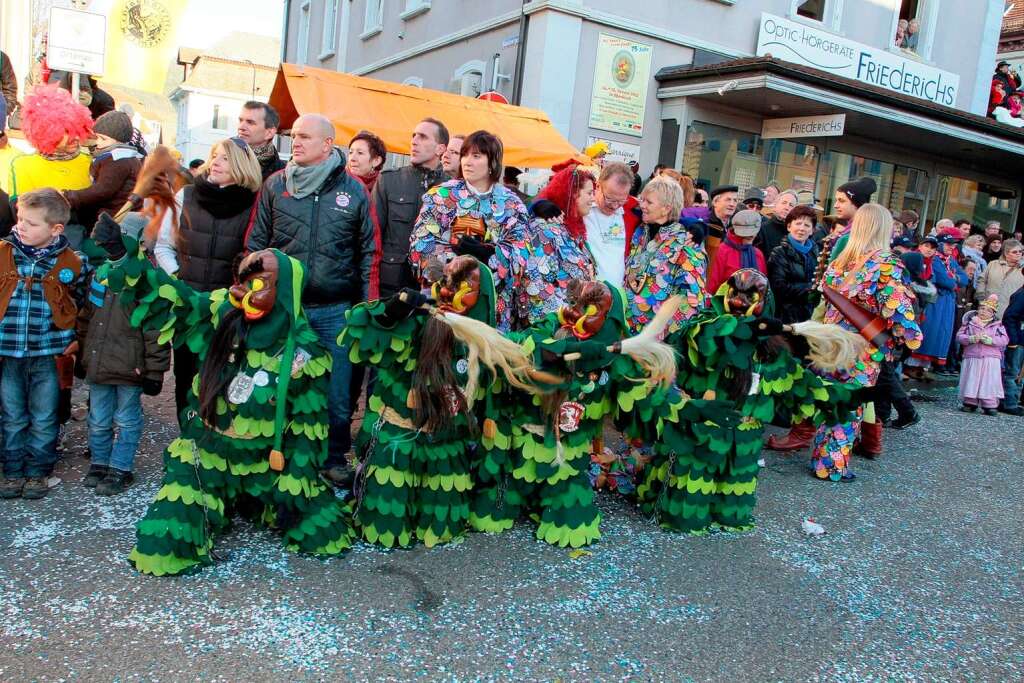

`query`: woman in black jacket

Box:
[153,137,262,421]
[768,204,820,324]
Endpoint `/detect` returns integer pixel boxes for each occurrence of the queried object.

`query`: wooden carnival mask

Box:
[432,255,481,314]
[558,280,613,339]
[229,250,279,321]
[723,268,769,317]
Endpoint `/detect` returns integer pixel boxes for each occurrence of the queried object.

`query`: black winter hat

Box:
[93,111,133,144]
[836,177,877,208]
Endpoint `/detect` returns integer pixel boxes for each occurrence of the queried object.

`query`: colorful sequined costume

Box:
[505,214,596,328]
[624,221,709,336]
[471,283,673,548]
[341,260,514,548]
[812,251,923,480]
[639,272,862,533]
[103,241,352,575]
[408,179,529,331]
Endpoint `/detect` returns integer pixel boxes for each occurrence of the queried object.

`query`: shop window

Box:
[815,151,929,221]
[682,122,820,201]
[930,177,1016,231]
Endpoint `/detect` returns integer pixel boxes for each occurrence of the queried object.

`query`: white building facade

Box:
[283,0,1022,232]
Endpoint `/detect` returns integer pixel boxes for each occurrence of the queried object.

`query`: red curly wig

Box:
[536,165,596,241]
[22,84,94,155]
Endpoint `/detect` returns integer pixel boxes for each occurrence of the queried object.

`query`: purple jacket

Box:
[680,206,711,221]
[956,312,1009,359]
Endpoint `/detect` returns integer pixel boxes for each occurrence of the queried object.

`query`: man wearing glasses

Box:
[584,161,640,287]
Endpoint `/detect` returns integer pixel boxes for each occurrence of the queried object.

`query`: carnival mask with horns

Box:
[558,280,613,339]
[430,255,482,314]
[723,269,769,317]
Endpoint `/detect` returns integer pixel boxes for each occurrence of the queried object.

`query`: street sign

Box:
[762,114,846,139]
[478,91,509,104]
[47,6,107,75]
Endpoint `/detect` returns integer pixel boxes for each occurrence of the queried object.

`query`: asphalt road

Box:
[1,379,1021,682]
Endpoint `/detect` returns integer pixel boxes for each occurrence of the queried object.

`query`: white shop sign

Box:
[586,136,641,165]
[47,6,107,75]
[756,13,959,107]
[762,113,846,139]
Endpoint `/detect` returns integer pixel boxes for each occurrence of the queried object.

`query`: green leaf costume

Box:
[102,240,353,575]
[470,284,674,548]
[340,265,501,548]
[637,292,860,534]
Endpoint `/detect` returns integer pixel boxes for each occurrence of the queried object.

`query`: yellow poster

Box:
[101,0,187,93]
[588,33,653,138]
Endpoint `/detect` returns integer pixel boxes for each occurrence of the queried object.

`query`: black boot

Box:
[96,469,134,496]
[83,464,110,488]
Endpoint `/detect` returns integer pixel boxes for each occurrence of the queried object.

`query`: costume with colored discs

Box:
[623,220,709,336]
[95,227,352,575]
[639,270,864,533]
[342,256,534,548]
[408,179,529,332]
[812,251,922,480]
[471,280,676,548]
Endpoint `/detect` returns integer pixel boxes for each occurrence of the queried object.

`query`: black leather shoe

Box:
[890,412,921,429]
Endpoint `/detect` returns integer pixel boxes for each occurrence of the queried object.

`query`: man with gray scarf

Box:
[246,113,376,477]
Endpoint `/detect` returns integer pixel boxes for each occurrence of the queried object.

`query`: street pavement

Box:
[1,379,1021,682]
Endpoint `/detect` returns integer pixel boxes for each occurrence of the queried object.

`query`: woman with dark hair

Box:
[499,164,597,328]
[768,204,820,324]
[346,130,386,193]
[409,129,530,331]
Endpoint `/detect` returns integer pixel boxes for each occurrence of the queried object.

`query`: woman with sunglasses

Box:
[154,136,262,421]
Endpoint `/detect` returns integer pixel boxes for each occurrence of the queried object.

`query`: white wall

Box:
[175,91,252,163]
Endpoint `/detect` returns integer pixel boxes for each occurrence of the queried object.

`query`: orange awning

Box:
[268,63,587,169]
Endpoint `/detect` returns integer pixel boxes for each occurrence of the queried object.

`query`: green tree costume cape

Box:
[470,283,677,548]
[340,264,503,548]
[637,286,860,534]
[101,239,352,575]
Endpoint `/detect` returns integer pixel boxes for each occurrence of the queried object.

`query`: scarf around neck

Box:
[193,174,257,219]
[250,140,280,165]
[285,149,342,199]
[356,170,380,194]
[726,233,760,270]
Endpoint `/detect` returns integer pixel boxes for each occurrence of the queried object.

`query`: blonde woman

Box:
[811,204,923,482]
[153,137,262,419]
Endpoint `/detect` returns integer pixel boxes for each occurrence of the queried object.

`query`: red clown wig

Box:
[536,164,596,241]
[22,84,94,155]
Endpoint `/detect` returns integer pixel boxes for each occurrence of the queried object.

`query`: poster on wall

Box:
[588,33,653,138]
[586,136,641,166]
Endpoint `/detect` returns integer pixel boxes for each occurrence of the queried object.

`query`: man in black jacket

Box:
[237,101,286,181]
[1000,285,1024,415]
[371,117,449,298]
[246,113,376,471]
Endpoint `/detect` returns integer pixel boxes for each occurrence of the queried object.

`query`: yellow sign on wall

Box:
[100,0,187,93]
[588,33,653,138]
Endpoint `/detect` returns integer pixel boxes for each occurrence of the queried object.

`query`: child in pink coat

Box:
[957,294,1009,415]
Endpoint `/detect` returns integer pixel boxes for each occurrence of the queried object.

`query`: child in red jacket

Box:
[706,208,766,294]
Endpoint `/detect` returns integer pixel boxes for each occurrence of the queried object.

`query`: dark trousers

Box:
[173,346,200,427]
[874,361,915,423]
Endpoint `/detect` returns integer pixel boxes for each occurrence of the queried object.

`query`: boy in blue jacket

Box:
[0,188,90,499]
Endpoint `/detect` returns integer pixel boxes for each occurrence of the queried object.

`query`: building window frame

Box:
[362,0,384,40]
[296,0,311,64]
[889,0,940,62]
[452,60,486,98]
[788,0,844,33]
[319,0,339,60]
[212,103,228,131]
[402,76,424,87]
[400,0,431,21]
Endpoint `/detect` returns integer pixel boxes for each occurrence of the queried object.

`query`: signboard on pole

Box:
[47,6,107,75]
[755,13,959,107]
[762,113,846,139]
[588,33,653,138]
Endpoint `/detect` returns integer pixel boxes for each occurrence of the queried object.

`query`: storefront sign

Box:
[756,13,959,107]
[47,6,107,75]
[588,33,653,138]
[762,113,846,139]
[586,136,641,165]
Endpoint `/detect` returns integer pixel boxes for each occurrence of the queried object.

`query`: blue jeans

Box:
[1,356,59,478]
[1002,345,1024,410]
[88,383,144,473]
[305,302,353,465]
